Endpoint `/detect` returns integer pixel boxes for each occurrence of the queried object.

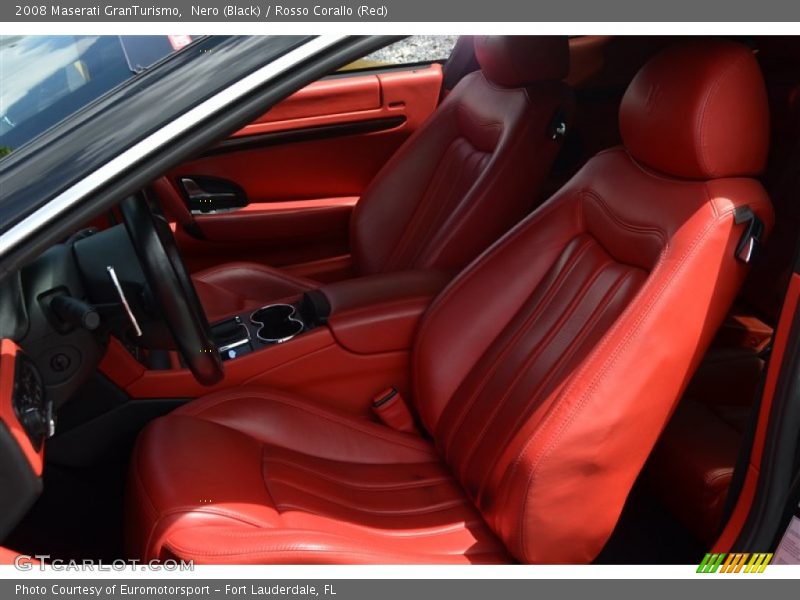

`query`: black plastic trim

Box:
[46,398,186,468]
[201,115,406,157]
[0,421,42,542]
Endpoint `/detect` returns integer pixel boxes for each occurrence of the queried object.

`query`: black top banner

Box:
[3,0,800,21]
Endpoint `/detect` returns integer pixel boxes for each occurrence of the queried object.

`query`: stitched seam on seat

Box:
[268,482,467,517]
[413,191,582,427]
[474,266,640,504]
[456,253,615,478]
[275,519,491,539]
[194,264,316,291]
[583,190,668,247]
[422,103,554,265]
[439,236,596,457]
[514,214,718,562]
[164,536,501,560]
[622,146,718,185]
[238,342,339,387]
[260,449,281,518]
[167,519,493,543]
[165,538,390,559]
[387,137,482,270]
[440,236,594,450]
[705,183,772,221]
[333,297,431,321]
[179,389,434,453]
[697,52,749,177]
[455,101,504,148]
[704,470,734,487]
[381,136,463,271]
[404,142,491,268]
[350,102,458,272]
[264,455,447,490]
[157,506,273,530]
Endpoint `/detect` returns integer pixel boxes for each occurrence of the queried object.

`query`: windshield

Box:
[0,35,193,159]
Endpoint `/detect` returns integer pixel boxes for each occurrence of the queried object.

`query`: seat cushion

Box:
[126,388,509,564]
[192,262,317,322]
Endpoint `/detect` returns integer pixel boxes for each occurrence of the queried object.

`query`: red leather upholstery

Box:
[193,262,317,321]
[194,36,573,317]
[322,270,451,354]
[126,389,509,564]
[644,41,800,544]
[473,35,569,88]
[128,40,773,564]
[620,40,769,180]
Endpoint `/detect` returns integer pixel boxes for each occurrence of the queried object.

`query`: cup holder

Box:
[250,304,305,344]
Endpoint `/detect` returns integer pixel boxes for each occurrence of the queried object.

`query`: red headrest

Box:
[474,36,569,88]
[620,40,769,180]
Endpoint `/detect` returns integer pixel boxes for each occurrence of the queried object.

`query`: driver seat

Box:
[192,35,574,321]
[126,40,773,564]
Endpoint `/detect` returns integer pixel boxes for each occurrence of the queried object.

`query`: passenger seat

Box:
[193,36,574,321]
[647,42,800,544]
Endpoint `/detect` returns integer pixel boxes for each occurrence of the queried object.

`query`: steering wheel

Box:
[119,193,224,385]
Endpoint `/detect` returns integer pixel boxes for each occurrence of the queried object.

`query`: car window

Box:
[340,35,458,71]
[0,35,194,160]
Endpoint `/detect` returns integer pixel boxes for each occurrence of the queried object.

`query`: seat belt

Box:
[371,388,419,434]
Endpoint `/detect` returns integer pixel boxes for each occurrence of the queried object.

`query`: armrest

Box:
[319,270,451,354]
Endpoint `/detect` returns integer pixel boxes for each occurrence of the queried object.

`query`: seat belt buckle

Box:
[734,206,765,265]
[371,388,418,434]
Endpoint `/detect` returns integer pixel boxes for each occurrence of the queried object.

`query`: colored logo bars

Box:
[697,553,773,573]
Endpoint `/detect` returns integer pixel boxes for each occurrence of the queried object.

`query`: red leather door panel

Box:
[165,65,444,280]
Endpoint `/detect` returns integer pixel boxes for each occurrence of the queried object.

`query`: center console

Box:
[210,301,318,361]
[100,269,451,414]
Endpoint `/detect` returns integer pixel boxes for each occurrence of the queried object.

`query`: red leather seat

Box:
[193,36,574,319]
[646,43,800,545]
[127,40,773,564]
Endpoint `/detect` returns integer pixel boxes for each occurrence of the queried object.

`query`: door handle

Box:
[179,177,247,214]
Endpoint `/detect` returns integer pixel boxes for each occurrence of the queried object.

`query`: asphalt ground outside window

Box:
[364,35,459,64]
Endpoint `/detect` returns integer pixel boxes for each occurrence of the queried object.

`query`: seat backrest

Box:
[412,40,774,564]
[350,36,573,275]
